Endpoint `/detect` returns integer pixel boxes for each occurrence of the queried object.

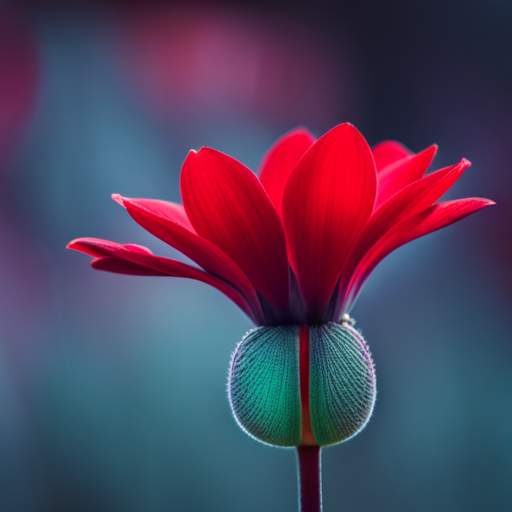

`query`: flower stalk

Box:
[298,325,322,511]
[297,445,322,512]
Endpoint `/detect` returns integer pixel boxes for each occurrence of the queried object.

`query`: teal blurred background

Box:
[0,1,511,511]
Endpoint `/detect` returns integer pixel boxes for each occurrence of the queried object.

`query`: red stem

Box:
[297,445,322,512]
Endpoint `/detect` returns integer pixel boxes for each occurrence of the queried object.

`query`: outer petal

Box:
[339,198,494,312]
[181,148,290,313]
[337,159,472,312]
[113,194,193,229]
[372,140,412,170]
[407,198,495,240]
[376,145,437,207]
[281,123,377,319]
[113,194,263,320]
[91,257,169,276]
[67,238,260,322]
[259,128,316,212]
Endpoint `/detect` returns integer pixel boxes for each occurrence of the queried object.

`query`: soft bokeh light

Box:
[0,2,511,512]
[113,6,348,129]
[0,7,38,169]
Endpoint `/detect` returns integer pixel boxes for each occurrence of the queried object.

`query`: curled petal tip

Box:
[329,122,354,131]
[185,148,207,163]
[111,193,126,207]
[185,148,213,166]
[184,150,198,163]
[66,238,95,251]
[193,147,232,162]
[196,147,217,157]
[426,144,438,155]
[461,158,472,168]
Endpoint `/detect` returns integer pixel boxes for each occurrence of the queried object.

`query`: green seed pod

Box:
[308,323,376,446]
[228,322,376,447]
[228,326,302,447]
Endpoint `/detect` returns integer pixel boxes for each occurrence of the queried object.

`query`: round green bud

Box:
[308,323,376,446]
[228,326,302,447]
[228,322,376,447]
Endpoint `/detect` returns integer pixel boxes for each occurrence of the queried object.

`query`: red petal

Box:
[113,193,193,229]
[114,195,263,319]
[337,158,472,312]
[91,257,169,276]
[376,145,437,208]
[67,238,260,322]
[66,238,140,258]
[281,123,378,318]
[372,140,412,170]
[259,128,316,212]
[405,198,496,241]
[339,197,494,312]
[181,148,290,313]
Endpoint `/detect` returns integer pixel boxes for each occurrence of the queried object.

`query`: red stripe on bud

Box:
[300,326,316,446]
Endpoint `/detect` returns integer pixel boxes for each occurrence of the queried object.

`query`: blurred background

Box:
[0,1,511,511]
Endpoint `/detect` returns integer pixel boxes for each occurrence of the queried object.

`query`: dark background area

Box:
[0,1,510,511]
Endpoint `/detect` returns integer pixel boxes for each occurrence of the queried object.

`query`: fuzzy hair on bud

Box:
[309,323,376,446]
[228,322,376,448]
[228,326,302,447]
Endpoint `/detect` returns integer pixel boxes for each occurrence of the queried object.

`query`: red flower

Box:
[68,123,494,326]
